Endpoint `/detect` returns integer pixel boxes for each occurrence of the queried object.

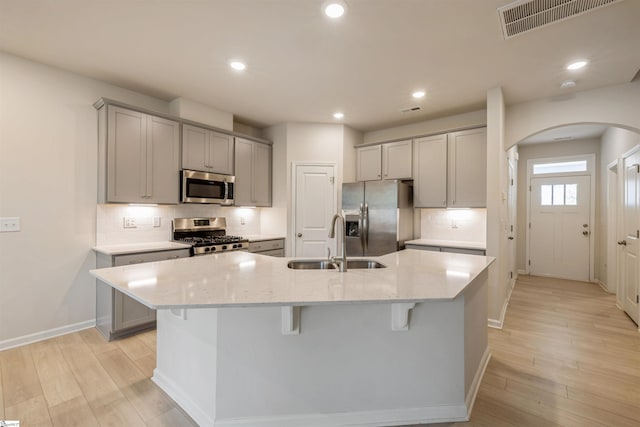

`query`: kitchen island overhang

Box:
[91,249,494,427]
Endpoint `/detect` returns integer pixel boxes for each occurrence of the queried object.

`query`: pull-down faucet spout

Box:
[329,213,347,272]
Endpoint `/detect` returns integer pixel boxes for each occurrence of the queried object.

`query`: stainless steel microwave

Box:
[181,170,235,205]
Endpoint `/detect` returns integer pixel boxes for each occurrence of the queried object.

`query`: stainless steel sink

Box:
[346,260,386,269]
[287,259,386,270]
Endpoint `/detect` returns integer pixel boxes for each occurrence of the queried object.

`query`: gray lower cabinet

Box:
[96,248,189,340]
[248,238,285,257]
[405,243,486,256]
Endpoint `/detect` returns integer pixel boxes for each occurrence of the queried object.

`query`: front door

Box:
[621,151,639,325]
[293,164,337,257]
[529,175,591,281]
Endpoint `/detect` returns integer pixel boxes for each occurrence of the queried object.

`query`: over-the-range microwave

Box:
[181,169,235,205]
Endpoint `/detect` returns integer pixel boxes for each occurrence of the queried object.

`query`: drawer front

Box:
[441,247,486,256]
[113,249,190,266]
[248,239,284,253]
[405,244,441,252]
[255,248,285,257]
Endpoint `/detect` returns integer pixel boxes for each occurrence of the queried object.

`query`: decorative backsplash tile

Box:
[419,208,486,243]
[96,204,261,245]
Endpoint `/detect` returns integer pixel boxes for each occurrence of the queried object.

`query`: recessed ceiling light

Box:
[566,60,587,70]
[412,91,425,99]
[229,61,246,71]
[323,0,347,18]
[333,112,344,119]
[560,80,577,89]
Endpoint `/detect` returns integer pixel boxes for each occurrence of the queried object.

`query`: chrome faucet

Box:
[329,213,347,272]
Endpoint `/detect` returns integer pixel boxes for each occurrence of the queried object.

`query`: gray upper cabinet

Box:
[234,137,272,207]
[182,124,234,175]
[448,128,487,208]
[413,134,448,207]
[356,144,382,181]
[356,140,412,181]
[413,128,486,208]
[99,105,180,204]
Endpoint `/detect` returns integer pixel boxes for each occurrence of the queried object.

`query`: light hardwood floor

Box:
[1,275,638,426]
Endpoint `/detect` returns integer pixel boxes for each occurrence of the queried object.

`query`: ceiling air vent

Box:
[498,0,624,39]
[400,106,422,113]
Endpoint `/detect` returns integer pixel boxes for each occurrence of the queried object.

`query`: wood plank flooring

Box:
[1,275,638,426]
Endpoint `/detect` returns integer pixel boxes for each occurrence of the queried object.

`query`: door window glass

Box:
[541,183,578,206]
[533,160,587,175]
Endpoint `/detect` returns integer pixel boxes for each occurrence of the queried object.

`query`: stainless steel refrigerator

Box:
[342,180,413,256]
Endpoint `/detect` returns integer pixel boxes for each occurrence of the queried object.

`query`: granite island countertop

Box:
[90,249,494,309]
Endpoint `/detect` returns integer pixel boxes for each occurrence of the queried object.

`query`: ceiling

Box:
[520,124,609,144]
[0,0,639,132]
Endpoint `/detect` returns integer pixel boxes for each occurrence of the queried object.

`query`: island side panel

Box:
[153,308,219,427]
[462,270,490,410]
[214,302,467,426]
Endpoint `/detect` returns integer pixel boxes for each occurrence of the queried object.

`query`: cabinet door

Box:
[234,138,253,206]
[182,124,209,171]
[382,140,412,179]
[413,135,447,207]
[356,145,382,181]
[147,115,180,204]
[209,131,234,175]
[448,128,486,208]
[107,106,147,203]
[253,142,272,206]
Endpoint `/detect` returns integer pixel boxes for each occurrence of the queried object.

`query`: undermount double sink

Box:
[287,259,386,270]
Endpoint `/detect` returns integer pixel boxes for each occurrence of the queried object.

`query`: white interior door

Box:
[529,175,591,281]
[294,164,337,257]
[621,151,639,325]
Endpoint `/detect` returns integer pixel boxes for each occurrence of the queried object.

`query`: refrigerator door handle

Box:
[358,203,365,250]
[363,202,369,253]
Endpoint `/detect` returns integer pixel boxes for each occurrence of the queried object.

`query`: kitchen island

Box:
[91,249,494,427]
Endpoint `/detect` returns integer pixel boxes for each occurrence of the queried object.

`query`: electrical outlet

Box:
[123,217,137,228]
[240,216,246,225]
[153,216,161,227]
[0,217,21,232]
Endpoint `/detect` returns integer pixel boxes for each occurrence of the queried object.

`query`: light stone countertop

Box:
[92,241,192,256]
[90,249,494,309]
[405,239,486,250]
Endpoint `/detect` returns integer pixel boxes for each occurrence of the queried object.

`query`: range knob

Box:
[222,245,228,250]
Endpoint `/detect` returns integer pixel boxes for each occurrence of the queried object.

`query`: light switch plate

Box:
[153,216,161,227]
[0,217,21,232]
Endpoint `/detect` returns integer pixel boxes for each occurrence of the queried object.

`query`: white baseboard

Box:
[517,269,528,275]
[597,280,614,294]
[0,319,96,351]
[465,349,492,417]
[152,369,214,427]
[488,279,515,330]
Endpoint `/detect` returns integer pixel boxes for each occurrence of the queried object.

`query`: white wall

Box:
[598,127,640,290]
[263,122,360,256]
[505,81,640,149]
[486,87,508,328]
[363,110,486,144]
[169,97,233,131]
[0,52,170,346]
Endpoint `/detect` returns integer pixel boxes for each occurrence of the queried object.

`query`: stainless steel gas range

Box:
[172,217,248,256]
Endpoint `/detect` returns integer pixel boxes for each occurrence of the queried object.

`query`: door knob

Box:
[508,236,514,240]
[582,231,589,236]
[297,233,302,238]
[618,240,627,246]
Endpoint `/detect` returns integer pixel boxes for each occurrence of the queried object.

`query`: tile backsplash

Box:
[96,204,262,246]
[419,208,486,243]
